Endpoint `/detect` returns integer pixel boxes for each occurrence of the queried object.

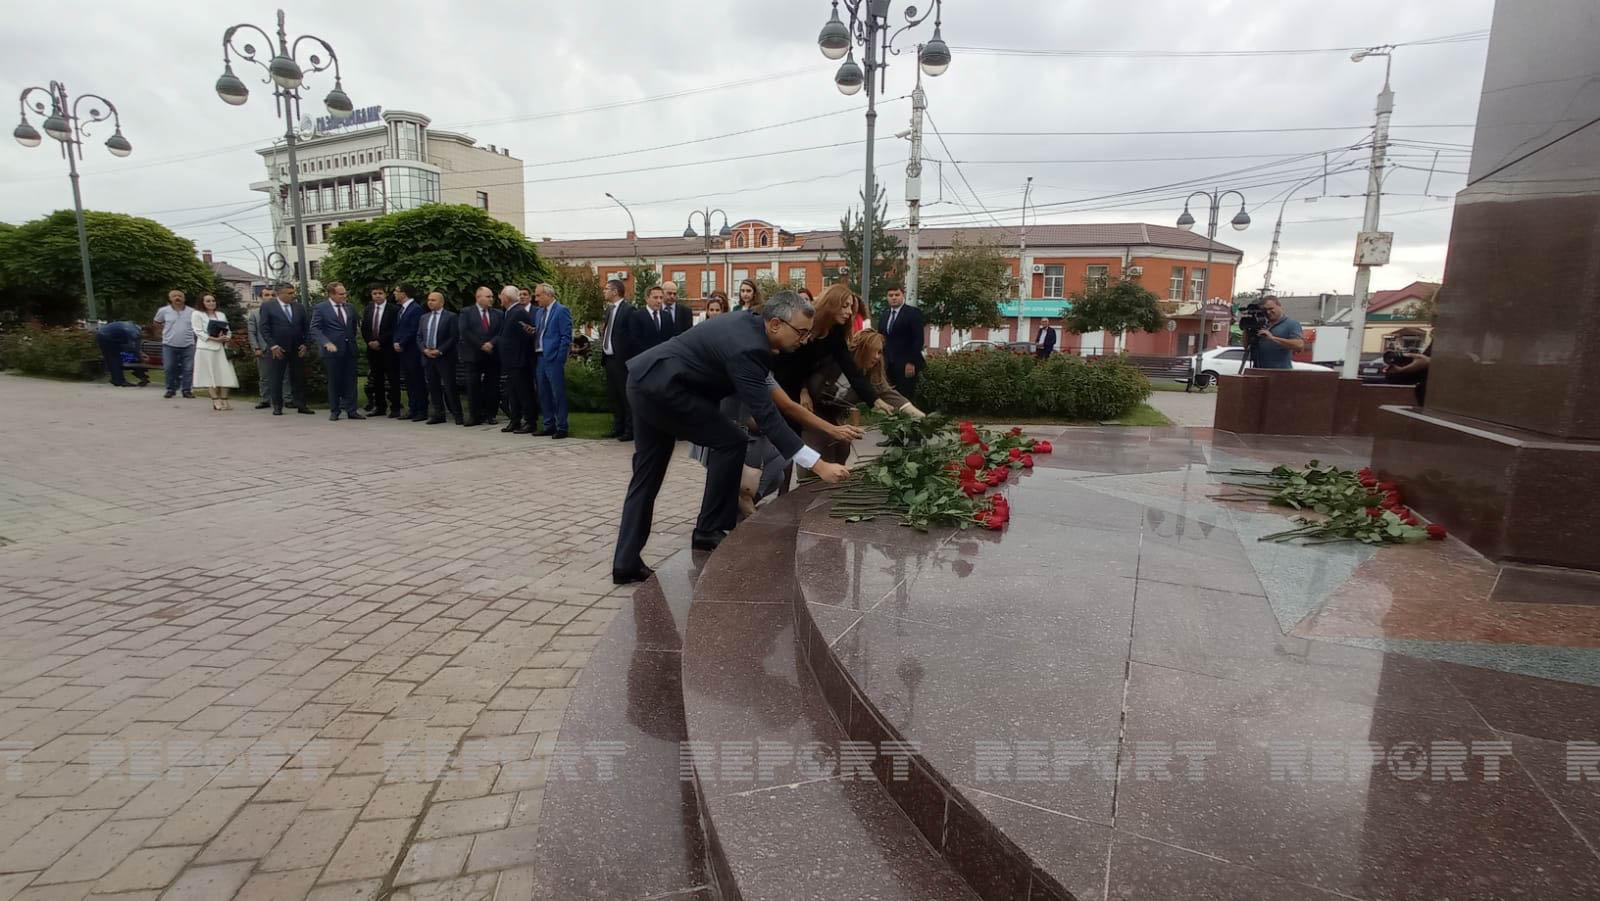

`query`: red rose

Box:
[1384,491,1403,507]
[990,495,1009,510]
[986,469,1007,487]
[1021,454,1034,469]
[964,452,985,470]
[1009,447,1023,461]
[1377,481,1397,492]
[980,442,990,452]
[1365,507,1383,518]
[1010,427,1023,437]
[1426,524,1447,540]
[944,462,961,473]
[1401,513,1419,526]
[961,431,981,446]
[959,420,975,431]
[1359,476,1377,488]
[1033,440,1053,454]
[961,480,985,497]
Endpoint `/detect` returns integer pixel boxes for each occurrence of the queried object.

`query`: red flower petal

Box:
[959,420,975,431]
[1033,441,1054,454]
[1021,454,1034,469]
[980,442,990,452]
[1010,427,1023,437]
[961,432,981,445]
[964,453,985,470]
[1426,524,1447,540]
[1009,448,1023,460]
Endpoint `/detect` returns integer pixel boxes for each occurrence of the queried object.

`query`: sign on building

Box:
[316,105,383,135]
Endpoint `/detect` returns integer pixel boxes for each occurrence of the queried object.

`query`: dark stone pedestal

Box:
[1216,371,1412,437]
[1334,380,1417,436]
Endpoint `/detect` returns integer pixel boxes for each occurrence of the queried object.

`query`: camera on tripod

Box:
[1382,349,1409,367]
[1238,302,1268,341]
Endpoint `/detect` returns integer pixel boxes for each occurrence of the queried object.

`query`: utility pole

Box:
[1017,176,1033,341]
[904,70,926,307]
[1341,47,1396,378]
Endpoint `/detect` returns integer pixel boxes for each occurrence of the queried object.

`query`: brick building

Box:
[539,220,1240,355]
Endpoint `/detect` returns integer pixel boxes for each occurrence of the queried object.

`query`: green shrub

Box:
[920,349,1149,420]
[0,325,99,379]
[565,356,609,412]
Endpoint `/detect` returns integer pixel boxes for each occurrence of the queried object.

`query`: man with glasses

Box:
[611,290,849,585]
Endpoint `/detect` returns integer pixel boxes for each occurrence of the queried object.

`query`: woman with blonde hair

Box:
[190,293,239,411]
[772,283,886,418]
[804,327,924,463]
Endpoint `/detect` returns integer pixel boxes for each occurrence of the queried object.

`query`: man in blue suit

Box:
[311,282,366,421]
[418,291,463,425]
[391,283,428,421]
[258,282,315,415]
[531,283,573,439]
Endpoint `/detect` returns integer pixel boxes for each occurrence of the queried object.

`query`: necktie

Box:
[888,308,898,332]
[282,302,291,319]
[653,310,661,332]
[481,309,489,332]
[336,304,345,327]
[373,305,380,332]
[428,313,438,348]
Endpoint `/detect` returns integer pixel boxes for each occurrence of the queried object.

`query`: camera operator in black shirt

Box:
[1383,341,1432,404]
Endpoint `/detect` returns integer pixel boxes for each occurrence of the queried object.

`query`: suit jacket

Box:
[1037,326,1057,358]
[533,302,573,361]
[627,312,805,459]
[497,303,535,369]
[394,300,425,353]
[360,301,398,349]
[310,301,361,358]
[417,307,458,358]
[661,302,693,336]
[600,301,641,361]
[245,309,268,353]
[877,303,926,371]
[457,305,504,365]
[635,306,673,354]
[258,299,309,352]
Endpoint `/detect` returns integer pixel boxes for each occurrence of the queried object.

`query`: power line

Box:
[934,124,1474,137]
[948,29,1488,60]
[924,110,1004,227]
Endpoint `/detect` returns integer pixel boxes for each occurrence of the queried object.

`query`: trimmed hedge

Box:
[919,349,1151,421]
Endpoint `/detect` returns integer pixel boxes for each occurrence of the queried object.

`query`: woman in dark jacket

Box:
[771,283,884,412]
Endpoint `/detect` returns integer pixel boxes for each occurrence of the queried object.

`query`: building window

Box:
[672,272,687,295]
[309,260,320,280]
[733,268,748,289]
[395,121,422,161]
[700,270,716,295]
[823,265,845,285]
[1169,267,1186,300]
[733,234,746,248]
[759,232,770,247]
[1191,268,1208,301]
[1043,265,1065,298]
[320,185,334,212]
[788,267,806,288]
[305,224,317,246]
[355,180,370,209]
[384,166,440,212]
[1086,265,1109,289]
[475,191,489,210]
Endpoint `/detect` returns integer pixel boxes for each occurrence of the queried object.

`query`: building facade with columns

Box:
[251,109,524,290]
[538,221,1240,356]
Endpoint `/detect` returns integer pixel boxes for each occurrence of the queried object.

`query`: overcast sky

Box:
[2,0,1493,297]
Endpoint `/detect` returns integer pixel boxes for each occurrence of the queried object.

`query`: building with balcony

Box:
[539,220,1241,356]
[251,109,524,289]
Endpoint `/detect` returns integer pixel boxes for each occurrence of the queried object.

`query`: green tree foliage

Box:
[550,262,606,328]
[916,239,1010,330]
[1063,272,1164,336]
[840,185,907,312]
[628,261,660,306]
[320,204,546,307]
[917,350,1151,420]
[0,210,215,324]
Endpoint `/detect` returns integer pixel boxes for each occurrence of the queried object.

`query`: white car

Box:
[1182,346,1334,387]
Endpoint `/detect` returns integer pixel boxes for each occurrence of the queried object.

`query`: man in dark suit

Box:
[418,291,463,425]
[457,285,502,426]
[531,283,573,438]
[598,279,638,441]
[360,285,400,416]
[258,281,314,416]
[311,281,366,421]
[1036,317,1058,359]
[496,285,537,434]
[876,284,925,402]
[635,286,673,353]
[661,281,693,335]
[392,284,428,421]
[611,290,851,584]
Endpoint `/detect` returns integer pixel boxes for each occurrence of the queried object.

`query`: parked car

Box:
[954,339,1007,353]
[1357,355,1388,383]
[954,340,1039,356]
[1180,346,1334,387]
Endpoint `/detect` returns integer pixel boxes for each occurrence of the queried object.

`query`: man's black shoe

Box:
[617,434,633,442]
[163,390,176,398]
[463,418,480,427]
[691,530,729,552]
[329,412,341,421]
[297,407,315,415]
[612,565,654,586]
[254,401,271,410]
[483,418,499,426]
[530,428,548,436]
[601,431,618,439]
[387,410,403,419]
[347,411,367,421]
[182,391,195,399]
[454,417,465,426]
[501,422,521,433]
[552,431,569,440]
[427,417,446,425]
[272,408,283,416]
[363,404,376,413]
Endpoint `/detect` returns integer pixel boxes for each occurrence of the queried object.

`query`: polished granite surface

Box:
[777,426,1600,899]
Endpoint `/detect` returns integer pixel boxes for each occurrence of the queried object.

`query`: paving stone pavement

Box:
[0,374,704,900]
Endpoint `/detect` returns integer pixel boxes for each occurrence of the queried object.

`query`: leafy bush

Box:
[919,349,1149,420]
[565,356,609,412]
[0,325,99,379]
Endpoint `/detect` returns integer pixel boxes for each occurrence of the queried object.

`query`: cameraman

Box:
[1384,341,1432,404]
[1250,297,1305,369]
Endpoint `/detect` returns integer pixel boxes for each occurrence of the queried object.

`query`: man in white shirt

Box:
[598,279,638,441]
[153,290,196,398]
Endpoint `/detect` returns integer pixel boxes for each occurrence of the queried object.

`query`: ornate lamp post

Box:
[14,81,131,322]
[818,0,950,310]
[215,8,354,300]
[1176,189,1250,365]
[683,208,731,300]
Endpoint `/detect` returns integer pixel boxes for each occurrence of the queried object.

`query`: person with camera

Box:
[1248,297,1306,369]
[1384,341,1432,404]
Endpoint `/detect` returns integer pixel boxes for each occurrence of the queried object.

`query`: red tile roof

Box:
[1367,280,1441,313]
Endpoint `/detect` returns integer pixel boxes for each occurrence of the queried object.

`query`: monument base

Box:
[1214,371,1416,437]
[1370,404,1600,597]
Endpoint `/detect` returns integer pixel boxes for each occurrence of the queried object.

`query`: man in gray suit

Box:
[611,290,850,584]
[311,281,366,421]
[246,286,295,410]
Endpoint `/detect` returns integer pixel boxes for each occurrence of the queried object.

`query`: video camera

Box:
[1238,302,1268,342]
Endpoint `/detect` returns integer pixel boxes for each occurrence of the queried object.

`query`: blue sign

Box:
[316,105,382,134]
[997,299,1070,317]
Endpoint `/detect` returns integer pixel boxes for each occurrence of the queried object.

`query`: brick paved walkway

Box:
[0,374,703,901]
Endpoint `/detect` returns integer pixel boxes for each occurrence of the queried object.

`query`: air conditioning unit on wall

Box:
[608,271,628,281]
[1030,264,1045,274]
[1210,321,1223,332]
[1127,266,1143,276]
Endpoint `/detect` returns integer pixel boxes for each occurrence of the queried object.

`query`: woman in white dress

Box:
[190,293,239,411]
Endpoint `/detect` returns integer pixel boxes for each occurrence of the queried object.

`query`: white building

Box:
[251,108,525,288]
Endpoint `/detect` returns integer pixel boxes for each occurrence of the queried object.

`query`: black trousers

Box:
[464,357,500,422]
[423,352,462,420]
[264,352,307,410]
[602,353,632,436]
[887,360,919,403]
[401,347,427,417]
[365,346,400,412]
[504,363,535,425]
[324,351,359,414]
[613,384,748,574]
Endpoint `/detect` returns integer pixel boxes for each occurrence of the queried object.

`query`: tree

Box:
[320,204,545,307]
[551,262,605,328]
[628,261,660,307]
[915,239,1010,330]
[839,185,907,312]
[0,210,215,324]
[1064,272,1165,336]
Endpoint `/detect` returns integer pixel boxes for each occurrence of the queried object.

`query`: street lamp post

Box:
[683,208,731,300]
[818,0,950,310]
[1341,45,1396,378]
[215,8,354,301]
[14,81,132,322]
[1176,189,1250,369]
[1258,172,1339,299]
[604,192,639,261]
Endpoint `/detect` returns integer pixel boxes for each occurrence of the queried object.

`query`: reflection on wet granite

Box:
[1104,833,1350,900]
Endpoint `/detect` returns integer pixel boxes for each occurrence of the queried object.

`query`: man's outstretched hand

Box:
[812,461,851,484]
